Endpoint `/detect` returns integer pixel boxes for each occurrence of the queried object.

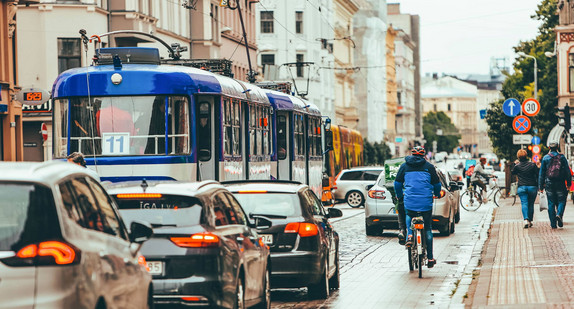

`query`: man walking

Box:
[539,142,571,229]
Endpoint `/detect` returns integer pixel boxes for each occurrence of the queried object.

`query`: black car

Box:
[223,180,342,299]
[108,180,271,309]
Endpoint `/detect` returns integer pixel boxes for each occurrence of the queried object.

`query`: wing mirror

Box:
[327,207,343,218]
[129,220,153,256]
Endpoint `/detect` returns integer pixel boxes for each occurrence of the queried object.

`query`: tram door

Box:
[276,111,291,180]
[196,96,217,181]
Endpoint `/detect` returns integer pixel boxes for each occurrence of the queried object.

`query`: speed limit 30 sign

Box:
[522,98,540,117]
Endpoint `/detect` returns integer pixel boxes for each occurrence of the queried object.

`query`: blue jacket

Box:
[394,155,441,212]
[539,151,571,191]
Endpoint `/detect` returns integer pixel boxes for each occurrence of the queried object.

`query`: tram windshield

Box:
[53,96,190,158]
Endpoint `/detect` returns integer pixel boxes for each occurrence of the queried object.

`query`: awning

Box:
[547,124,566,147]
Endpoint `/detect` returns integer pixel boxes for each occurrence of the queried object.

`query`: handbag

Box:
[509,182,518,197]
[539,191,548,211]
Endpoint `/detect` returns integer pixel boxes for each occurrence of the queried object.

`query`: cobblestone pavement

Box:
[468,195,574,308]
[270,200,496,308]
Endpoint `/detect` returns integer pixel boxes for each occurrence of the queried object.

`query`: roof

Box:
[0,161,96,185]
[263,89,321,116]
[422,76,477,99]
[222,180,307,194]
[105,180,223,196]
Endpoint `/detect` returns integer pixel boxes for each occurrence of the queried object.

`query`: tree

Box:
[422,111,461,153]
[486,0,557,160]
[363,138,392,165]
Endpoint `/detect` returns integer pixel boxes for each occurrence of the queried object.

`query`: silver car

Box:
[0,162,153,309]
[333,167,384,208]
[365,167,461,236]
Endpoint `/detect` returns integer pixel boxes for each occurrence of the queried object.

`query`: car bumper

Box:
[152,276,220,307]
[366,214,399,229]
[269,251,322,288]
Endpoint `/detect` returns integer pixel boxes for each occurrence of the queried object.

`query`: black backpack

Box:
[546,153,563,180]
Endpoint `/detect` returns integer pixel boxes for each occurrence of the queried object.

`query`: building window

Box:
[211,4,219,42]
[433,104,437,112]
[448,103,451,111]
[261,54,275,74]
[295,11,303,34]
[570,53,574,93]
[296,54,304,77]
[261,11,274,34]
[58,38,81,74]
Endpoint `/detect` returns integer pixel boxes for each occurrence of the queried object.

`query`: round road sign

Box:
[522,98,540,117]
[532,154,540,163]
[532,145,541,154]
[41,123,48,141]
[513,115,531,134]
[503,98,521,117]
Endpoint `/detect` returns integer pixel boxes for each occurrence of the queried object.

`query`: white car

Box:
[333,167,384,208]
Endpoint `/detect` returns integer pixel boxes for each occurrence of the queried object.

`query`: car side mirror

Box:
[365,184,374,191]
[198,149,211,161]
[130,220,153,244]
[327,208,343,218]
[457,181,465,187]
[253,216,272,229]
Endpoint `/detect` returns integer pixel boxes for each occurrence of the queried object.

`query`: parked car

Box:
[333,167,384,207]
[108,180,271,308]
[0,162,153,309]
[364,167,462,236]
[224,180,342,299]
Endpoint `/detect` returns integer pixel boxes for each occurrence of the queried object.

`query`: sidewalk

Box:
[466,195,574,308]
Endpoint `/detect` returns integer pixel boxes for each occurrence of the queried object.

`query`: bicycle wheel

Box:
[408,246,414,271]
[460,190,483,211]
[493,189,502,207]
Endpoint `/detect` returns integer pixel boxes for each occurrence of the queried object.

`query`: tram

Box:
[51,31,327,196]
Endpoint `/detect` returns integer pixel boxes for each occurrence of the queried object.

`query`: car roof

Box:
[222,180,307,193]
[343,166,384,172]
[105,180,224,196]
[0,161,96,185]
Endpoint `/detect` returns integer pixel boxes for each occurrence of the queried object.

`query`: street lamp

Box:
[517,52,537,100]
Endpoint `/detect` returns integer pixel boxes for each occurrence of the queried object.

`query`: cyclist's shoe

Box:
[405,235,413,248]
[398,231,406,245]
[557,216,563,228]
[524,220,529,229]
[529,221,533,228]
[427,259,437,268]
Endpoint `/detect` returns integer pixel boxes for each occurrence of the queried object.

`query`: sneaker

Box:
[405,235,413,248]
[524,220,529,229]
[427,259,437,268]
[557,216,563,228]
[398,231,406,245]
[529,221,533,228]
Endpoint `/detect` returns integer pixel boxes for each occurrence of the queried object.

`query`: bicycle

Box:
[460,176,504,211]
[407,214,427,278]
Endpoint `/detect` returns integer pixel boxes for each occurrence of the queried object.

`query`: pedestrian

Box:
[511,149,539,228]
[539,142,571,229]
[67,152,100,181]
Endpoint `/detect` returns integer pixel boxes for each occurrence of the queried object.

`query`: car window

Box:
[216,192,240,225]
[233,192,301,218]
[114,194,204,227]
[223,192,247,225]
[69,177,116,235]
[211,193,230,227]
[339,171,362,180]
[302,190,323,215]
[362,170,382,181]
[308,190,326,216]
[85,178,127,239]
[58,181,84,226]
[437,170,448,188]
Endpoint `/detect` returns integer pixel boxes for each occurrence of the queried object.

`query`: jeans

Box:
[546,189,567,228]
[406,209,434,260]
[517,186,537,221]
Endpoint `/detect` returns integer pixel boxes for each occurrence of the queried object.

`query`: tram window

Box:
[233,101,241,156]
[277,115,287,160]
[262,107,269,156]
[198,101,211,160]
[170,97,190,155]
[223,99,232,155]
[308,117,314,157]
[257,106,263,156]
[54,99,69,158]
[250,104,257,156]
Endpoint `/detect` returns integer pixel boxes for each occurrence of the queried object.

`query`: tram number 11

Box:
[102,133,130,155]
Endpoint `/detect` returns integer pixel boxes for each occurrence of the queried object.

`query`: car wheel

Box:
[254,268,271,309]
[308,263,329,299]
[346,191,364,208]
[329,248,340,290]
[450,220,455,234]
[455,209,460,223]
[365,221,383,236]
[438,221,451,236]
[234,277,245,309]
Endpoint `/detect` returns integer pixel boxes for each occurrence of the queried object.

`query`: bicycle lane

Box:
[465,194,574,307]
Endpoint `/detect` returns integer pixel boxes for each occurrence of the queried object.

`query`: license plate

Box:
[146,261,164,275]
[260,234,273,244]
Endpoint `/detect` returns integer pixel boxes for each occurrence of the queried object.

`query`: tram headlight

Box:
[111,73,123,85]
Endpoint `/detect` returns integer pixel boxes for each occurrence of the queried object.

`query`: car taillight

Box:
[170,233,220,248]
[138,255,150,272]
[284,222,318,237]
[4,241,80,266]
[368,190,386,199]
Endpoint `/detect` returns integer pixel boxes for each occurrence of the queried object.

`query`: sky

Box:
[393,0,544,76]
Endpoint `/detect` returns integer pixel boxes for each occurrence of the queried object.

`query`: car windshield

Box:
[113,194,203,227]
[0,183,59,251]
[232,192,301,218]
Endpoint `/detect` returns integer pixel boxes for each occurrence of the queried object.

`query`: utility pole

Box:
[234,0,257,83]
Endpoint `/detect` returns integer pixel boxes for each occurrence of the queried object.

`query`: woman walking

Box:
[511,149,539,228]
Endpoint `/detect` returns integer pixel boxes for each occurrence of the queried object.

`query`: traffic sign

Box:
[531,136,541,145]
[479,109,487,119]
[513,115,531,134]
[41,123,48,141]
[533,154,540,163]
[513,134,533,144]
[522,98,540,117]
[503,98,521,117]
[532,145,541,154]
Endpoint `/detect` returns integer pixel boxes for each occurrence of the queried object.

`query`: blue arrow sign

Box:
[479,109,487,119]
[532,136,541,145]
[503,98,521,117]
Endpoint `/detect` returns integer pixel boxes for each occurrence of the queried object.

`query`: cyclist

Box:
[470,157,493,203]
[394,146,441,268]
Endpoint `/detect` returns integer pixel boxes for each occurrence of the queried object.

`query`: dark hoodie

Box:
[394,155,441,212]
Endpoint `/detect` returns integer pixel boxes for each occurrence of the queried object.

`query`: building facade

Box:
[255,0,336,120]
[353,0,387,143]
[386,25,398,154]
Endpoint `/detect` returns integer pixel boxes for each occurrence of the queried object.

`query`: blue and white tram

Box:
[51,46,325,195]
